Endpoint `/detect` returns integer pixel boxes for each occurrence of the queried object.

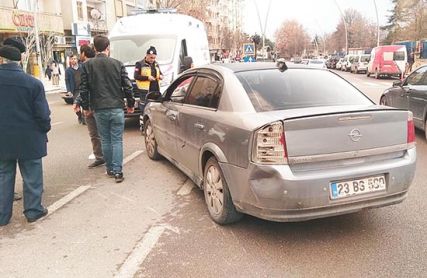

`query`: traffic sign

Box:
[243,43,255,56]
[243,55,256,63]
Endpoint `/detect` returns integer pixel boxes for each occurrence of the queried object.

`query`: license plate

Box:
[330,175,386,200]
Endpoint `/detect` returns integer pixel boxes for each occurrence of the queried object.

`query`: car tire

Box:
[144,119,161,160]
[424,118,427,141]
[367,71,370,77]
[203,157,243,225]
[64,98,73,105]
[380,96,387,106]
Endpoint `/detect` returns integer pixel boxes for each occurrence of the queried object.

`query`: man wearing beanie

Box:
[134,45,163,93]
[0,38,51,226]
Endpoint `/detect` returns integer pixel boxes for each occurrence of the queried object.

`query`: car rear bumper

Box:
[220,147,416,222]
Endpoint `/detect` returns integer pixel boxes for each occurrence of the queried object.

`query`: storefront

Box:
[0,7,64,75]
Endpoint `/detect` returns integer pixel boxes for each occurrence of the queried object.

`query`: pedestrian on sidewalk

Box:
[45,64,52,81]
[65,54,85,124]
[0,38,51,226]
[73,44,105,169]
[80,35,134,183]
[51,61,60,85]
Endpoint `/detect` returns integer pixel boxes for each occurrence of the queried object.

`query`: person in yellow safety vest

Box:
[134,46,163,92]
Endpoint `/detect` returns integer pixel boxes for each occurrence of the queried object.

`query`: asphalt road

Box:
[0,71,425,277]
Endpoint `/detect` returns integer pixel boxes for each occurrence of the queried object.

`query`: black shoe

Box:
[115,172,124,183]
[26,208,48,223]
[106,170,115,178]
[88,159,105,168]
[14,192,22,201]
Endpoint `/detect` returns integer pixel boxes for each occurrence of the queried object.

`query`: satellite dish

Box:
[90,8,101,20]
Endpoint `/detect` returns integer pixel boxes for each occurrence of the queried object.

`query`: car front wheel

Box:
[203,157,243,225]
[144,119,161,160]
[424,119,427,141]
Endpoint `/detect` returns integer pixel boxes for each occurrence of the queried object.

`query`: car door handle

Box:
[167,114,176,121]
[194,123,205,130]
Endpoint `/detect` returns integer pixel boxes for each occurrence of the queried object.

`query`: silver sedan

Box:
[142,62,416,225]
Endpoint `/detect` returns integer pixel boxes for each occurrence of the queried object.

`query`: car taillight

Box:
[252,121,288,164]
[407,112,415,145]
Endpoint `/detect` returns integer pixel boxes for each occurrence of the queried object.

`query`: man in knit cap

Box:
[0,38,51,226]
[134,46,164,93]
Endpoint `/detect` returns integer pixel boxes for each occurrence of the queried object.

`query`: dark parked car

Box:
[380,65,427,138]
[143,63,416,225]
[326,57,339,69]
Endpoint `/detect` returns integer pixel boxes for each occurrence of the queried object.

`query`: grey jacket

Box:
[80,53,134,110]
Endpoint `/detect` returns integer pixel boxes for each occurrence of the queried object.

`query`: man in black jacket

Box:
[80,35,134,183]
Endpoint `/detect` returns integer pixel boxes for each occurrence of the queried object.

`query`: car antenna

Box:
[276,58,288,72]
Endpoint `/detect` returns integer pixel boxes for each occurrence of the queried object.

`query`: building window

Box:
[77,1,84,20]
[115,0,123,17]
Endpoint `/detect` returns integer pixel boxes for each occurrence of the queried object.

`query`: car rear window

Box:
[236,69,373,112]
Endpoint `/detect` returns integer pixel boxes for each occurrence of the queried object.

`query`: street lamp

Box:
[373,0,380,46]
[253,0,272,58]
[334,0,348,54]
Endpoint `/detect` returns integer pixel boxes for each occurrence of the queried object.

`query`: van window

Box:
[360,55,370,62]
[110,35,177,66]
[393,51,405,61]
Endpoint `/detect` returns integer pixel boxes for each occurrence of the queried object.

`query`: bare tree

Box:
[274,20,310,58]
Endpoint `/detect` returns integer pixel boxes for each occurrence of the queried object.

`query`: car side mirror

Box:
[146,91,162,102]
[392,80,402,87]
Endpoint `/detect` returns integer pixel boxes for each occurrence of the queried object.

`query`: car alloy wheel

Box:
[425,119,427,141]
[144,119,161,160]
[203,157,243,225]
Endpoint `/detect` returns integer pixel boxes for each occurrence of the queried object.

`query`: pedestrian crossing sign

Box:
[243,43,255,55]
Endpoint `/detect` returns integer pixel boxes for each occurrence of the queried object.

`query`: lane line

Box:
[47,185,91,214]
[115,225,166,278]
[52,121,63,126]
[123,150,144,165]
[44,151,144,219]
[48,100,60,105]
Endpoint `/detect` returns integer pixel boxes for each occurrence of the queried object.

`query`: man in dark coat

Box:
[0,38,51,226]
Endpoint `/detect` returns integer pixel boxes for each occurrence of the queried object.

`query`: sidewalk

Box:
[40,75,66,94]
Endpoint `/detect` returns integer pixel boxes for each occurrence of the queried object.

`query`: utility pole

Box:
[33,0,42,78]
[334,0,348,54]
[253,0,272,58]
[373,0,380,46]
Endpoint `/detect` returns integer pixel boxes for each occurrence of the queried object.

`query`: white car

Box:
[307,59,327,69]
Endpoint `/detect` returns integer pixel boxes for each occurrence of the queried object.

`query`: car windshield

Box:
[393,51,405,61]
[110,35,177,66]
[236,69,372,112]
[360,55,370,62]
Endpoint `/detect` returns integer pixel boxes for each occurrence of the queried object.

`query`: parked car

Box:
[367,45,407,79]
[341,54,357,72]
[306,59,327,69]
[326,57,339,69]
[335,58,344,70]
[380,65,427,138]
[142,62,416,225]
[351,54,370,74]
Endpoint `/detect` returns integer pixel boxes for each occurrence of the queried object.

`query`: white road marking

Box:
[115,225,166,278]
[47,185,91,214]
[123,150,144,165]
[52,121,63,126]
[177,179,195,196]
[47,100,60,105]
[43,151,143,220]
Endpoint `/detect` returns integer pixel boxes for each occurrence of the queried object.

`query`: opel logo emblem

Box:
[348,128,362,142]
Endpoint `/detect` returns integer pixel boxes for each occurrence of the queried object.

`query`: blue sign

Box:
[243,43,255,55]
[243,55,256,63]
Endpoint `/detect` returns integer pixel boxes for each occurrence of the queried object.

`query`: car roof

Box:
[208,62,311,73]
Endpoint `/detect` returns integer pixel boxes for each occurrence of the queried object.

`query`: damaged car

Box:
[142,62,416,225]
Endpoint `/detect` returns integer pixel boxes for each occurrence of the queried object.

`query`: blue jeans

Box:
[94,108,125,174]
[0,158,45,225]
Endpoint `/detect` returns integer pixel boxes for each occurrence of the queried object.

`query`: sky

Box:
[243,0,394,40]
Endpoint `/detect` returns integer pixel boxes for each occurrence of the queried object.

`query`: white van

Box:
[109,10,210,117]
